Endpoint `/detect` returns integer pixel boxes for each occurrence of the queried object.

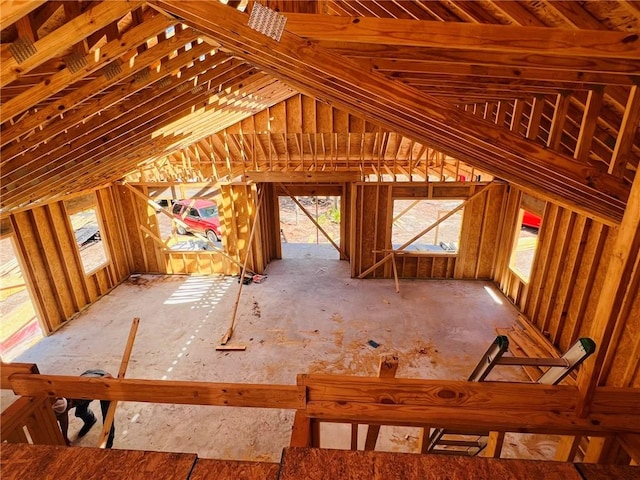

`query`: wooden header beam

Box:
[244,171,362,183]
[152,1,628,226]
[284,14,640,60]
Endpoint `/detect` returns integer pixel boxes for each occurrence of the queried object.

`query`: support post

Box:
[364,355,399,450]
[97,317,139,448]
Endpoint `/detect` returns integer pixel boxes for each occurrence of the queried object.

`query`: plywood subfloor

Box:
[6,256,555,461]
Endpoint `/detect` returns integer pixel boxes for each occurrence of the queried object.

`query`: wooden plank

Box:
[364,355,399,451]
[609,86,640,178]
[189,458,279,480]
[0,443,197,480]
[1,1,143,88]
[215,345,247,351]
[283,14,640,60]
[154,1,628,225]
[97,318,139,448]
[304,400,639,435]
[583,436,619,463]
[8,374,306,410]
[0,362,38,389]
[1,396,41,441]
[323,40,640,77]
[483,431,505,458]
[390,253,400,293]
[290,411,311,447]
[555,435,581,461]
[577,152,640,414]
[575,463,640,480]
[574,89,604,162]
[0,0,47,29]
[300,375,579,411]
[31,397,66,445]
[245,171,360,182]
[279,446,584,480]
[547,94,571,150]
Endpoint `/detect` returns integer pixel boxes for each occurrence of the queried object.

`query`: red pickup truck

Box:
[172,199,221,242]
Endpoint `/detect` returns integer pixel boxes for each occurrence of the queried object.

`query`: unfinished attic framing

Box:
[1,0,639,476]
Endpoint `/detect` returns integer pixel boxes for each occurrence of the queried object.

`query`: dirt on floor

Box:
[5,255,560,462]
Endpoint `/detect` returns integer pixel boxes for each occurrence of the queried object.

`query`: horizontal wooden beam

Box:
[0,362,38,390]
[153,1,628,226]
[284,14,640,60]
[366,59,639,87]
[318,42,640,77]
[304,400,637,436]
[129,182,220,199]
[297,375,640,433]
[299,374,578,412]
[8,374,306,409]
[244,171,361,183]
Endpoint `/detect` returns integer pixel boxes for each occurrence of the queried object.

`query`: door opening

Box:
[279,195,341,259]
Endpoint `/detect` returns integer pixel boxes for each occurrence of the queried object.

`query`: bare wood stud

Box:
[97,317,139,448]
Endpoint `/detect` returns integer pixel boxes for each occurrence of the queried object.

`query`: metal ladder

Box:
[426,335,596,456]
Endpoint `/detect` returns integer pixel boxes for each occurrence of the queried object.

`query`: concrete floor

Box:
[7,254,558,461]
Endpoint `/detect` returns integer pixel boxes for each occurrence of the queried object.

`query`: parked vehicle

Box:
[522,211,542,229]
[172,199,221,242]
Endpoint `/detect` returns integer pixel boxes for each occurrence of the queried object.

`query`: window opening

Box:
[509,209,541,282]
[391,199,463,252]
[161,199,222,250]
[66,194,108,275]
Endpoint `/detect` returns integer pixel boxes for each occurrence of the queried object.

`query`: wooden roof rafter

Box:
[1,28,203,151]
[0,1,144,89]
[1,13,178,122]
[1,68,277,212]
[150,0,629,226]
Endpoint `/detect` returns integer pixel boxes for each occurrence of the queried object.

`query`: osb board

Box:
[0,443,197,480]
[279,448,584,480]
[575,463,640,480]
[189,458,279,480]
